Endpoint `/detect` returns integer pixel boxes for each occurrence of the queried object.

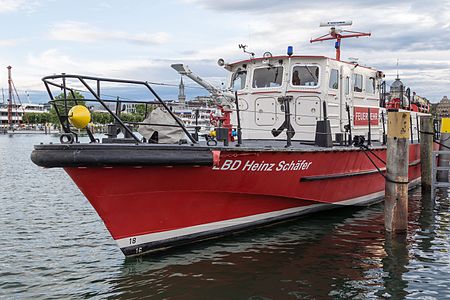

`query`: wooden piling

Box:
[420,116,434,190]
[385,111,410,233]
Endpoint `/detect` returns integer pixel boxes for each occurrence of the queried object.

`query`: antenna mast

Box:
[310,21,371,61]
[7,66,12,129]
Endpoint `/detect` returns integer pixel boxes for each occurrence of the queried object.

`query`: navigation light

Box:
[287,46,293,56]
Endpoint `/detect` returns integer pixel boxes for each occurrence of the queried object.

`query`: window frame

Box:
[366,76,376,94]
[329,69,339,90]
[251,66,284,90]
[352,73,363,93]
[230,69,247,91]
[289,64,321,89]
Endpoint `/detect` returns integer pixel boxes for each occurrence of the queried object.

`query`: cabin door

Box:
[255,97,277,126]
[294,96,321,140]
[326,68,341,134]
[340,66,352,133]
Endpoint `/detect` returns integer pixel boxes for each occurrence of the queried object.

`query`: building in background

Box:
[0,103,48,125]
[178,77,186,105]
[435,96,450,118]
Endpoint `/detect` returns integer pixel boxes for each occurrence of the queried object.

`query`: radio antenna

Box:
[238,44,255,59]
[310,21,371,61]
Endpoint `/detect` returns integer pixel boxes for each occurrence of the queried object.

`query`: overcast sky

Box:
[0,0,449,102]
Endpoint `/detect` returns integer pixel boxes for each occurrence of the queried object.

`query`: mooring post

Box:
[420,116,434,190]
[385,111,410,233]
[437,118,450,182]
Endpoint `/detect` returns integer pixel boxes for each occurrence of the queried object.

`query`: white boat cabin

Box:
[223,55,420,143]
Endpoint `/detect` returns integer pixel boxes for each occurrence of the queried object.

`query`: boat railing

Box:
[42,74,198,144]
[42,74,384,148]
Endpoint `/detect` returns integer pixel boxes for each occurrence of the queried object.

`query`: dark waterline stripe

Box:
[300,159,420,182]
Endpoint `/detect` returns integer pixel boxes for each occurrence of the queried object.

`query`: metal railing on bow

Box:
[42,74,197,144]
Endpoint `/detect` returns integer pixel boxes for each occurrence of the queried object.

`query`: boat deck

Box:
[34,139,390,153]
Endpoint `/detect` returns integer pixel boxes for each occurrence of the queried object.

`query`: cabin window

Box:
[231,70,247,91]
[345,76,350,95]
[352,74,363,92]
[366,77,375,94]
[329,69,339,89]
[291,65,319,87]
[252,67,283,88]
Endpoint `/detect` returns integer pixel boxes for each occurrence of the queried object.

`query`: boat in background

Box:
[171,103,219,137]
[1,65,50,131]
[32,22,430,256]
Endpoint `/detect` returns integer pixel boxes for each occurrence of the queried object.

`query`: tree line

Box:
[23,91,150,125]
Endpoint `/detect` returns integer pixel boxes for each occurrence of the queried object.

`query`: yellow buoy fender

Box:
[68,105,91,129]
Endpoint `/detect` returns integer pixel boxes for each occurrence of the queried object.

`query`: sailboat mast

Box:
[7,66,12,128]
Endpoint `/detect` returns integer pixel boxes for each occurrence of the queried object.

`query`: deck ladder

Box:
[431,150,450,199]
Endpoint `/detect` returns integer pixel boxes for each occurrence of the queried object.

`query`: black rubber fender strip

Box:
[31,147,213,168]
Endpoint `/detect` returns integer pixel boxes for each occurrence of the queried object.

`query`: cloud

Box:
[184,0,418,14]
[0,0,40,13]
[179,0,450,100]
[6,1,450,102]
[0,39,21,47]
[0,0,27,12]
[27,49,75,70]
[184,0,450,54]
[22,49,221,101]
[98,2,112,9]
[183,0,276,12]
[24,49,227,93]
[49,21,170,45]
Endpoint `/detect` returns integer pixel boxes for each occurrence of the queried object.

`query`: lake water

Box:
[1,134,449,299]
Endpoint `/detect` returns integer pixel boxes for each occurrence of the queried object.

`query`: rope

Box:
[359,145,409,185]
[360,127,450,184]
[441,135,450,142]
[434,139,450,151]
[419,130,435,135]
[359,144,386,164]
[419,129,450,150]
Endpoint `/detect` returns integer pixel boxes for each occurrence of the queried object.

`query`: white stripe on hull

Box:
[115,178,421,250]
[116,203,323,248]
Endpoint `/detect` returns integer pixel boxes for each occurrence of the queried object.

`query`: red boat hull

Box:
[63,144,421,256]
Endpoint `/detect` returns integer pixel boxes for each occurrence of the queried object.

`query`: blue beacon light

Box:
[287,46,293,56]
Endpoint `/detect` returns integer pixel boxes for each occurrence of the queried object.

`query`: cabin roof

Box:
[227,55,378,71]
[228,55,326,68]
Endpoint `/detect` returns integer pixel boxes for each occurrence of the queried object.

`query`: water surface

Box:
[0,134,449,299]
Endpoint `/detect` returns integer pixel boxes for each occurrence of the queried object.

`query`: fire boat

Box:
[31,22,430,256]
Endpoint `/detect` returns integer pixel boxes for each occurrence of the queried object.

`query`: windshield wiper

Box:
[305,66,317,82]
